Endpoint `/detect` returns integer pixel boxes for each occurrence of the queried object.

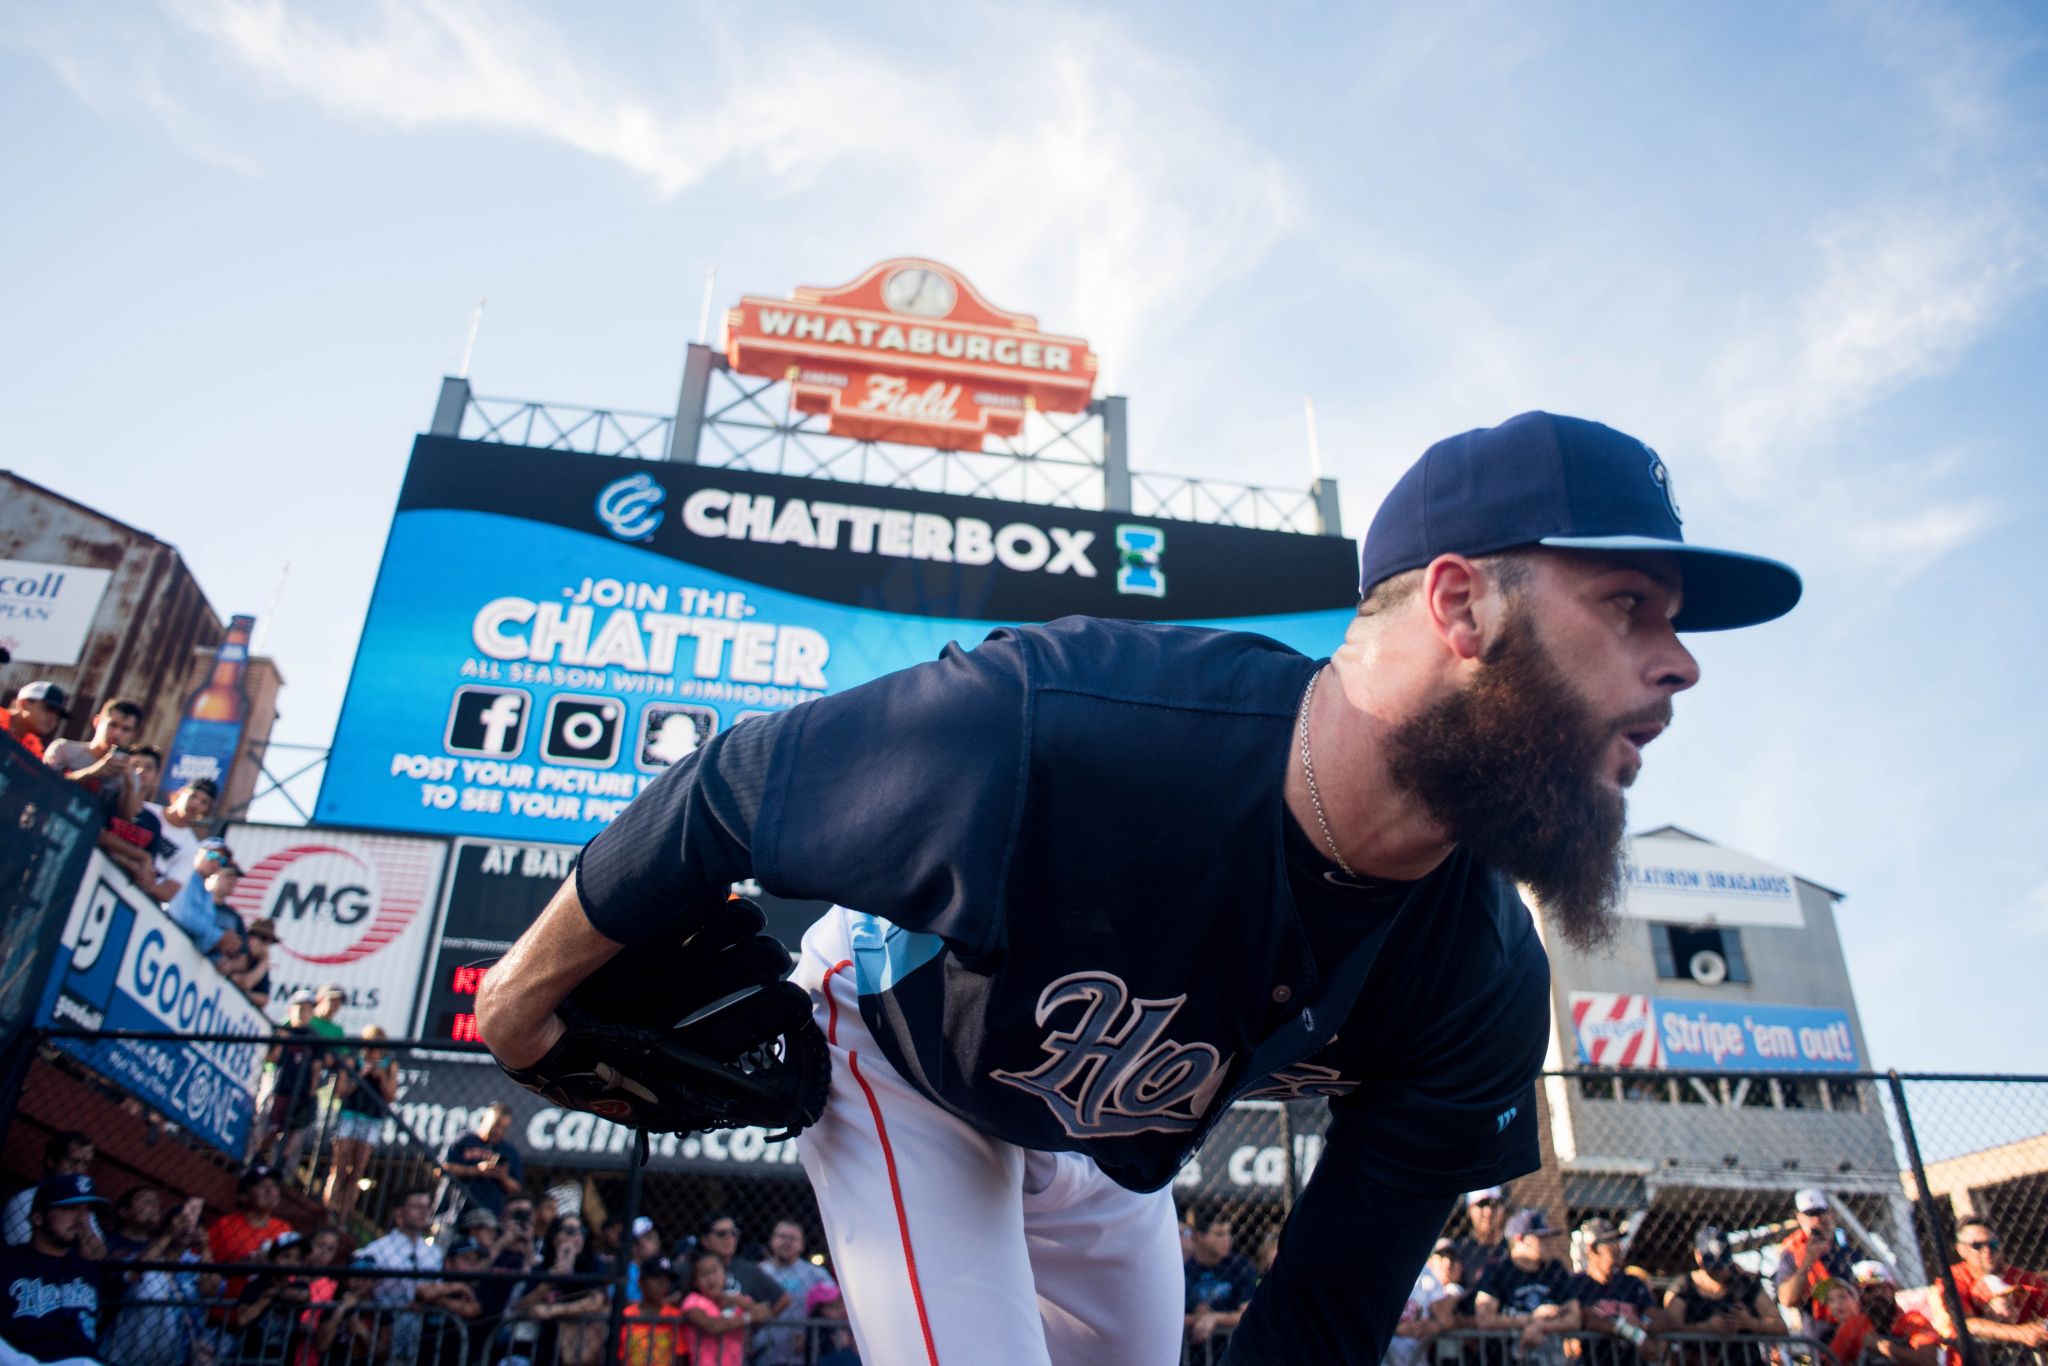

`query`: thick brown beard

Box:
[1384,611,1661,951]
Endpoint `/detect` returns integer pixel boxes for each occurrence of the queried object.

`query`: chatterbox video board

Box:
[316,435,1360,844]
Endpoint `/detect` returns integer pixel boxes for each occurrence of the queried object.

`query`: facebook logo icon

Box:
[445,687,531,757]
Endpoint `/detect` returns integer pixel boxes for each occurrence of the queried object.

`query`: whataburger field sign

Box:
[725,258,1097,449]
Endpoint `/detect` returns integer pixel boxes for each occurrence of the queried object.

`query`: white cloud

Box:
[123,0,1296,382]
[1707,212,2035,495]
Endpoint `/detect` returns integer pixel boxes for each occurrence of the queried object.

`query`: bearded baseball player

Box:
[477,411,1801,1365]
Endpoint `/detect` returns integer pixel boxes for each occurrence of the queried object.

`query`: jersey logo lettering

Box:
[1238,1061,1356,1103]
[992,971,1229,1137]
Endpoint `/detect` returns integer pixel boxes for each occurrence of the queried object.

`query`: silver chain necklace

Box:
[1296,668,1357,878]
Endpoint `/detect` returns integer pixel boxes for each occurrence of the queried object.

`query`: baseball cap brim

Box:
[1535,535,1803,632]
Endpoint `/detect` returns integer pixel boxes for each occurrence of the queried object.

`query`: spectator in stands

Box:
[1183,1203,1257,1355]
[208,1165,291,1302]
[1950,1218,2048,1349]
[1453,1186,1512,1286]
[1476,1209,1579,1354]
[475,1195,538,1330]
[325,1024,397,1225]
[680,1251,758,1366]
[217,916,275,1007]
[1827,1262,1945,1366]
[618,1255,685,1366]
[228,1231,312,1365]
[257,991,325,1173]
[758,1220,834,1366]
[164,840,244,954]
[0,1174,112,1366]
[99,1189,211,1366]
[1566,1218,1660,1366]
[442,1103,523,1220]
[2,1134,101,1252]
[44,696,145,819]
[101,744,166,887]
[808,1282,857,1366]
[1389,1239,1464,1366]
[294,1225,346,1353]
[358,1186,467,1365]
[0,681,67,760]
[146,777,216,902]
[510,1213,609,1366]
[1665,1228,1781,1366]
[424,1235,486,1363]
[1774,1187,1856,1339]
[696,1213,788,1327]
[309,983,349,1040]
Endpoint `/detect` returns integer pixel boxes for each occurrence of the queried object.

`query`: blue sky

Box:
[3,2,2044,1071]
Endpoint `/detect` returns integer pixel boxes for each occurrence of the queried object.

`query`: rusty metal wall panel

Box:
[0,472,225,756]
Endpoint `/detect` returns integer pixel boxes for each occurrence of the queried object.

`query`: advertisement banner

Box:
[390,1053,809,1178]
[1569,992,1861,1073]
[36,851,269,1156]
[222,823,450,1033]
[1623,834,1803,928]
[162,615,255,794]
[316,436,1358,845]
[0,560,112,665]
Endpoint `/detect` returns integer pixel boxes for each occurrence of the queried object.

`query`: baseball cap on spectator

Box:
[1695,1228,1734,1265]
[1811,1278,1849,1309]
[460,1208,500,1232]
[247,918,278,944]
[17,681,71,717]
[1360,411,1803,631]
[1851,1261,1894,1286]
[288,989,316,1006]
[316,983,347,1001]
[1465,1187,1505,1207]
[1795,1188,1830,1215]
[238,1164,280,1192]
[34,1173,108,1212]
[270,1231,304,1253]
[1431,1238,1457,1257]
[631,1216,655,1239]
[1505,1209,1559,1240]
[806,1282,843,1315]
[447,1239,489,1262]
[1578,1217,1625,1246]
[641,1255,676,1282]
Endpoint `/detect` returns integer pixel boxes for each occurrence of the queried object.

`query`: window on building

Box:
[1650,924,1751,984]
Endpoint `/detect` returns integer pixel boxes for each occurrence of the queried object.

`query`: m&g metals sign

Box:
[724,258,1097,449]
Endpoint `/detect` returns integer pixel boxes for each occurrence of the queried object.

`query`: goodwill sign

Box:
[37,852,269,1156]
[1569,992,1862,1073]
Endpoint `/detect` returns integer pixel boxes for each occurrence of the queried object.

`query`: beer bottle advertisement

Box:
[163,613,256,792]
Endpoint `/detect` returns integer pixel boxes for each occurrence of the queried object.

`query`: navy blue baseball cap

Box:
[35,1173,108,1212]
[1360,411,1801,631]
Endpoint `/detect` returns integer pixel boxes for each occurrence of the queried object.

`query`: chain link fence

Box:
[2,1023,2044,1366]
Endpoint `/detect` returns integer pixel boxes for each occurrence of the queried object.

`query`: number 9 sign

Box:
[71,884,124,973]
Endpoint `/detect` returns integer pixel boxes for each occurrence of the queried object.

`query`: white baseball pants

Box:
[794,907,1185,1366]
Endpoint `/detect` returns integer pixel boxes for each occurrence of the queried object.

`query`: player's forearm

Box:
[476,878,625,1067]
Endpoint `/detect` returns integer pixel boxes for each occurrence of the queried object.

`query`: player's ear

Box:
[1422,555,1488,663]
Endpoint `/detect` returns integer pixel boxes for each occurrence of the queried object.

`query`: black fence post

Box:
[606,1130,646,1357]
[0,1027,41,1153]
[1887,1069,1981,1366]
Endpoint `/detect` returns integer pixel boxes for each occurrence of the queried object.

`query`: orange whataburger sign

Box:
[725,258,1097,449]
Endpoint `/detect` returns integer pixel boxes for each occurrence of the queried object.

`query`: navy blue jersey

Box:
[579,617,1547,1198]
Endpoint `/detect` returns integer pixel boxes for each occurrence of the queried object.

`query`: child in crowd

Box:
[618,1256,685,1366]
[681,1251,752,1366]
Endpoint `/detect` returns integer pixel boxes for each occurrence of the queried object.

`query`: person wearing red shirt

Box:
[1950,1219,2048,1349]
[1774,1188,1857,1339]
[1827,1264,1946,1366]
[0,681,67,760]
[206,1166,291,1302]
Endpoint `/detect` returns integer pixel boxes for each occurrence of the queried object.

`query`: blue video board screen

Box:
[315,436,1359,844]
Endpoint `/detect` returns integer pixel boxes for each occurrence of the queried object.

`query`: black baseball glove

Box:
[495,897,829,1140]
